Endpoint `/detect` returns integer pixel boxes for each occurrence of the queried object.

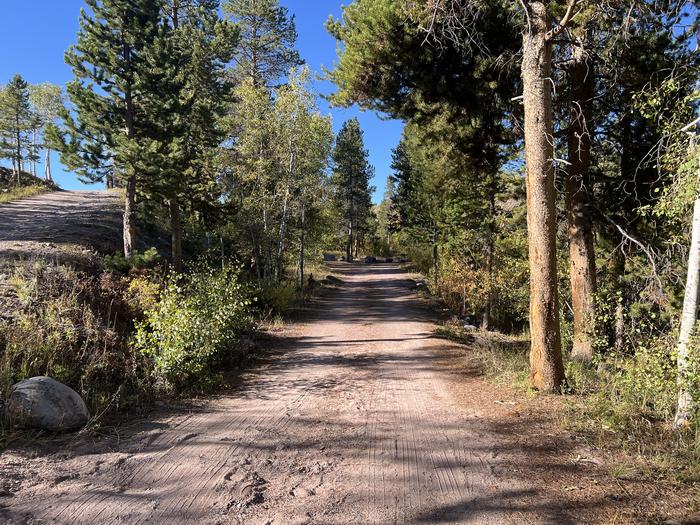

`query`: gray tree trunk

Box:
[44,148,52,181]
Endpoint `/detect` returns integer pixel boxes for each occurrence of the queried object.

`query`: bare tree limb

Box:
[547,0,581,41]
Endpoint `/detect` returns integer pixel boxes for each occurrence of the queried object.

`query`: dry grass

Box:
[0,184,50,204]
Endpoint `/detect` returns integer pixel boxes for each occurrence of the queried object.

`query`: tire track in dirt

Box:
[4,263,537,525]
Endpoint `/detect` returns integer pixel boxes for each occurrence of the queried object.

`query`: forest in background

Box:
[0,0,699,493]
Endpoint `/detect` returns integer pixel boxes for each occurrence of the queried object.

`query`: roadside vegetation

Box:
[0,185,47,204]
[0,168,57,204]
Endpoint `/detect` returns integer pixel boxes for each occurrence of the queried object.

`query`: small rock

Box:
[5,376,90,431]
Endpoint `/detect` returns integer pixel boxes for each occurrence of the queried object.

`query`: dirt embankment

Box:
[0,190,123,262]
[0,264,690,524]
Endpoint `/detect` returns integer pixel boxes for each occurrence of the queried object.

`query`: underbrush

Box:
[255,262,338,321]
[435,322,530,387]
[0,184,51,204]
[438,320,700,488]
[0,258,258,429]
[564,340,700,486]
[0,261,154,421]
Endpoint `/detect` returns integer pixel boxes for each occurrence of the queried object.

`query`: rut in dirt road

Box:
[3,265,571,525]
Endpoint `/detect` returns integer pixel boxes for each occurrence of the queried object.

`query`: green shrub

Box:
[134,263,253,390]
[103,247,162,274]
[257,281,298,315]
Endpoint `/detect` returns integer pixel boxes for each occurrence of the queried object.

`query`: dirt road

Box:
[0,190,122,250]
[2,265,622,524]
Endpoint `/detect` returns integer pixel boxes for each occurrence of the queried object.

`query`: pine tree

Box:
[223,0,302,87]
[331,118,374,262]
[0,74,33,184]
[58,0,163,258]
[148,0,237,270]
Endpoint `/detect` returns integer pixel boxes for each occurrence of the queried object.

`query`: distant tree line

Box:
[27,0,374,283]
[0,74,64,183]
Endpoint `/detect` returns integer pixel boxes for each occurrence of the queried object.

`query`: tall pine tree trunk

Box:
[123,175,137,258]
[170,197,184,272]
[674,142,700,429]
[482,179,497,331]
[15,119,22,185]
[566,35,597,363]
[521,1,565,392]
[347,220,353,262]
[122,39,137,259]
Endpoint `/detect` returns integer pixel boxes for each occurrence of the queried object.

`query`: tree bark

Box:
[482,178,497,331]
[31,129,37,178]
[566,34,597,363]
[15,115,22,185]
[122,36,137,259]
[432,229,439,291]
[521,1,566,392]
[277,188,290,281]
[609,248,626,352]
[44,148,52,181]
[347,220,353,262]
[299,204,306,293]
[170,197,184,272]
[123,175,137,258]
[674,144,700,429]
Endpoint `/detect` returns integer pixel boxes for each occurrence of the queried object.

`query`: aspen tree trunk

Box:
[347,220,353,262]
[170,197,184,272]
[566,36,597,363]
[44,149,52,181]
[299,204,306,292]
[674,143,700,429]
[167,1,184,272]
[609,249,626,352]
[521,1,565,392]
[31,130,37,178]
[277,188,290,280]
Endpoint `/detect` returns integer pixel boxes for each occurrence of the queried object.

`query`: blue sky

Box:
[0,0,403,202]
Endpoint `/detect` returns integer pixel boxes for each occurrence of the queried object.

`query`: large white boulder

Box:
[6,376,89,431]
